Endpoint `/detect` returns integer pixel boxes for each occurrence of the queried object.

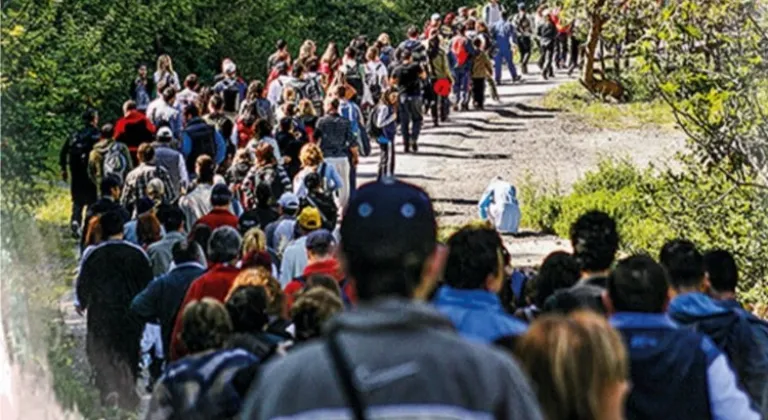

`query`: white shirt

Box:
[267,75,294,106]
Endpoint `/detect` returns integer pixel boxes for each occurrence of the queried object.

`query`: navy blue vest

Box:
[617,325,712,420]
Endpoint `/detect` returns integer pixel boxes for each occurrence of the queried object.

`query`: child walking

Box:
[471,38,493,110]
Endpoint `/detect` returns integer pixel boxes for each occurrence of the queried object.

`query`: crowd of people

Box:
[56,2,768,420]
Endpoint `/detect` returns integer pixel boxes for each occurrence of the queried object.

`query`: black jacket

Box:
[60,125,99,203]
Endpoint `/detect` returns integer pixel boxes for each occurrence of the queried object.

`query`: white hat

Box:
[224,61,236,74]
[157,126,173,139]
[431,13,441,21]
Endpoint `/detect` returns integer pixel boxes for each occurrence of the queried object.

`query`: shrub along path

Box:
[356,65,686,265]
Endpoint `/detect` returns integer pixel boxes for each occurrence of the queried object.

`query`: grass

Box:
[538,81,677,131]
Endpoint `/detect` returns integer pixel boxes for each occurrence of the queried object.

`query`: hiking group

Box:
[56,1,768,420]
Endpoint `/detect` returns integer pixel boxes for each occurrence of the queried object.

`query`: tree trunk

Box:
[582,14,605,88]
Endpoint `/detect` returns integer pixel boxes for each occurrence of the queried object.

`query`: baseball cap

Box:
[238,210,261,235]
[224,61,236,74]
[297,206,322,231]
[156,126,173,140]
[136,197,156,215]
[211,183,233,206]
[305,229,335,252]
[278,192,299,210]
[431,13,441,21]
[340,178,437,268]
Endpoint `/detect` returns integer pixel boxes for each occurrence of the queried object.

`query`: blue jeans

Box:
[494,46,518,83]
[453,67,471,106]
[399,95,423,145]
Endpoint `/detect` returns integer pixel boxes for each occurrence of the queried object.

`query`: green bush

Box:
[520,157,768,306]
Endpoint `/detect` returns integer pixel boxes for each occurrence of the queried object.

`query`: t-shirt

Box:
[393,63,422,96]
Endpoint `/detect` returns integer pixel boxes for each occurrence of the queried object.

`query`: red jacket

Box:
[194,208,239,232]
[284,258,356,310]
[169,264,240,360]
[114,110,156,164]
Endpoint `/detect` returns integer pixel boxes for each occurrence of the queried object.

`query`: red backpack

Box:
[451,36,470,67]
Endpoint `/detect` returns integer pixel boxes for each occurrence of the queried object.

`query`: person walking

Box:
[61,108,100,238]
[89,123,133,189]
[121,143,175,214]
[153,126,187,198]
[514,3,535,74]
[176,74,200,113]
[314,98,357,212]
[76,210,154,410]
[450,24,476,111]
[371,89,398,178]
[537,10,557,80]
[181,104,226,174]
[392,49,427,153]
[427,35,454,125]
[241,142,292,209]
[129,63,154,113]
[471,38,493,110]
[114,100,156,165]
[147,87,183,140]
[492,12,522,84]
[213,61,247,118]
[483,0,504,27]
[153,54,181,94]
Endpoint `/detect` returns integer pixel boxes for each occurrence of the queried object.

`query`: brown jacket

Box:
[472,51,493,78]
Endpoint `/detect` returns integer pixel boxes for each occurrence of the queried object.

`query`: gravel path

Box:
[357,66,685,265]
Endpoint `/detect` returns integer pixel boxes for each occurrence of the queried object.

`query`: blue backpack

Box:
[339,102,371,156]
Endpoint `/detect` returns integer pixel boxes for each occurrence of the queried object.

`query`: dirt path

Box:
[357,66,685,265]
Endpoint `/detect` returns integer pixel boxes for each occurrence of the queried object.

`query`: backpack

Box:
[451,37,471,67]
[366,105,384,138]
[365,63,385,104]
[403,39,427,63]
[302,191,338,231]
[103,142,129,182]
[69,129,97,170]
[304,75,325,107]
[221,80,242,114]
[342,63,365,99]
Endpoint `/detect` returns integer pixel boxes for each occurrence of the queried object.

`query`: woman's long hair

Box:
[320,42,340,65]
[156,54,173,74]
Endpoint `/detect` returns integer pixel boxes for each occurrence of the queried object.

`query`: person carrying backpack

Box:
[213,61,247,119]
[89,123,133,189]
[370,89,398,179]
[61,108,101,238]
[365,47,389,106]
[451,24,477,111]
[240,81,275,129]
[397,26,429,65]
[183,104,226,174]
[299,172,338,231]
[339,47,369,106]
[303,58,326,116]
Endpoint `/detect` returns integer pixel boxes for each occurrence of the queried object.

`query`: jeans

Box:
[453,66,471,106]
[399,95,423,146]
[541,43,555,77]
[325,156,350,214]
[494,46,518,83]
[517,37,532,70]
[378,140,395,179]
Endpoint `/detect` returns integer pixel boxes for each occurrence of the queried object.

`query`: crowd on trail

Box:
[55,1,768,420]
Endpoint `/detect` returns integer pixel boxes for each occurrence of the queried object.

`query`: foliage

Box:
[539,81,675,129]
[521,157,768,305]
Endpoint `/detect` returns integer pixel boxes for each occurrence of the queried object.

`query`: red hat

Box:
[433,78,452,97]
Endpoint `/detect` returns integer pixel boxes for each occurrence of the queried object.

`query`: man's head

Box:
[123,100,137,115]
[660,239,706,291]
[704,249,738,295]
[156,126,174,143]
[276,39,288,51]
[277,192,300,216]
[207,226,242,264]
[183,73,199,91]
[100,174,122,200]
[172,239,203,265]
[604,255,670,314]
[159,205,185,233]
[162,87,176,105]
[305,229,335,263]
[211,183,233,208]
[340,179,441,301]
[325,97,340,114]
[407,25,420,39]
[291,287,344,342]
[334,85,348,101]
[226,286,270,334]
[83,108,98,126]
[223,61,237,77]
[443,224,505,293]
[400,49,413,64]
[533,251,581,307]
[184,104,200,121]
[297,206,322,235]
[180,298,232,354]
[100,123,114,141]
[100,209,124,239]
[570,211,619,275]
[209,94,224,114]
[137,143,155,165]
[137,63,147,77]
[195,155,215,184]
[518,2,526,13]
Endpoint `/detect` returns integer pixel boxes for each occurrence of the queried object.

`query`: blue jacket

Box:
[433,285,528,343]
[492,20,516,51]
[669,292,768,411]
[611,312,759,420]
[181,118,227,166]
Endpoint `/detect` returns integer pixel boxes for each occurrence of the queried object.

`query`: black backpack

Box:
[366,106,384,138]
[70,128,98,170]
[220,80,241,113]
[302,191,338,231]
[342,63,365,98]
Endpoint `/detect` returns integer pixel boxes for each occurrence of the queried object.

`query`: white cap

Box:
[431,13,441,21]
[224,61,236,74]
[157,126,173,139]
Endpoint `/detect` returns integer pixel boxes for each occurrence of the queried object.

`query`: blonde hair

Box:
[377,33,391,46]
[156,54,173,73]
[515,311,628,420]
[297,99,316,117]
[299,40,316,60]
[242,228,267,255]
[225,267,285,317]
[299,143,324,168]
[282,86,297,104]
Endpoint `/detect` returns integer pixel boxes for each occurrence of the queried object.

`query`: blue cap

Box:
[305,229,335,252]
[341,178,437,266]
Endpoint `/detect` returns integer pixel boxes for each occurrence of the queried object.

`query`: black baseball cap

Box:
[340,178,437,269]
[211,183,233,206]
[306,229,335,252]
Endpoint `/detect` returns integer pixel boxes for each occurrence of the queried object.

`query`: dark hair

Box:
[456,23,467,34]
[608,255,670,313]
[276,39,288,50]
[82,108,98,124]
[400,49,412,61]
[443,225,503,289]
[534,251,581,307]
[254,142,276,164]
[209,94,224,111]
[246,80,265,101]
[136,62,147,71]
[100,123,114,139]
[291,287,343,342]
[704,249,738,293]
[184,103,200,119]
[100,174,122,197]
[334,85,347,99]
[184,73,199,90]
[100,210,124,238]
[279,117,293,133]
[304,172,322,191]
[180,298,233,354]
[159,205,185,232]
[172,239,203,265]
[162,86,176,102]
[344,46,356,59]
[472,37,483,48]
[137,143,155,163]
[306,58,319,72]
[256,119,273,138]
[407,25,419,38]
[291,64,304,78]
[660,239,704,289]
[188,224,213,259]
[196,155,216,183]
[226,286,270,333]
[327,97,340,111]
[306,274,342,297]
[570,211,619,273]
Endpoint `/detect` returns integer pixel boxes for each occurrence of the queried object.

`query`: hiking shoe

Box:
[71,221,81,239]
